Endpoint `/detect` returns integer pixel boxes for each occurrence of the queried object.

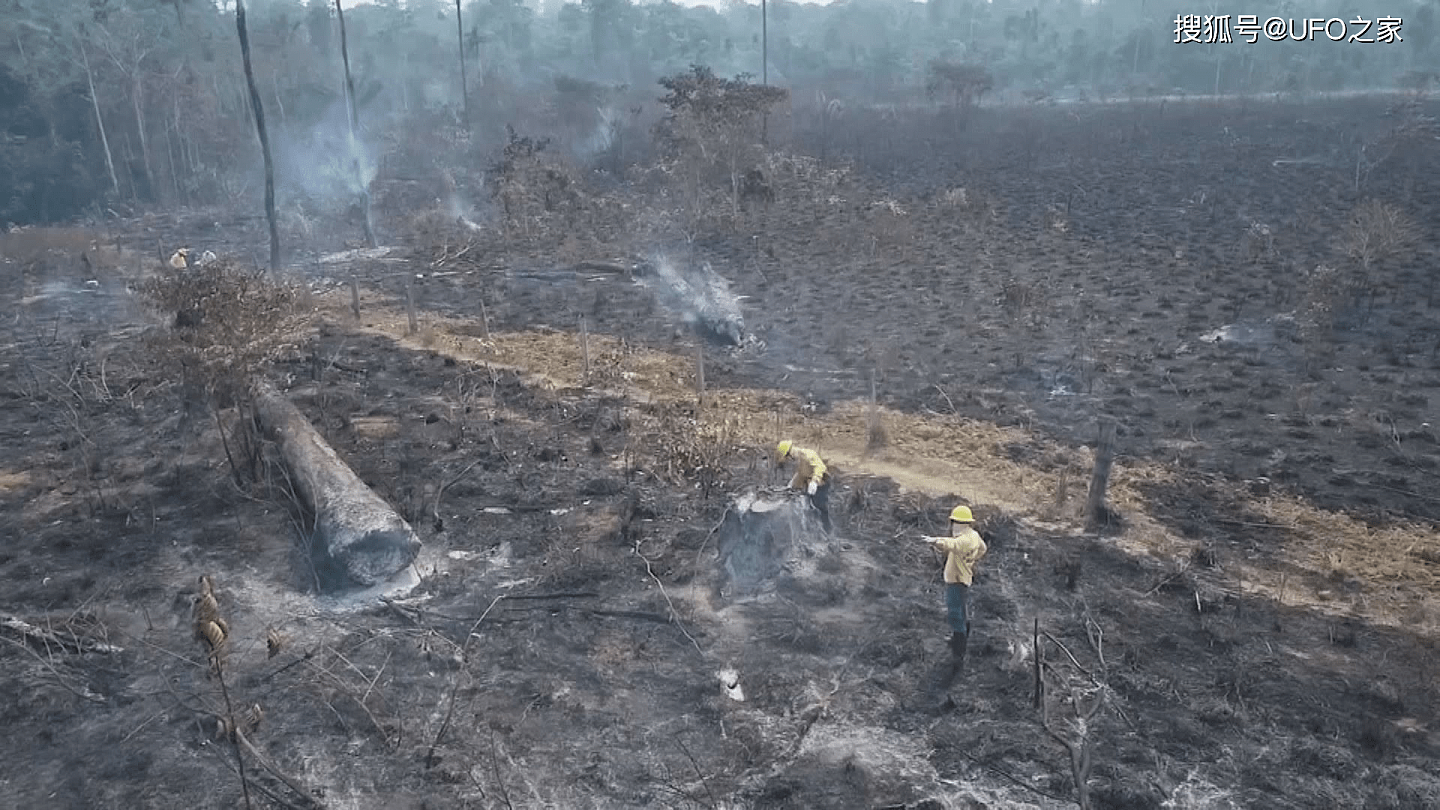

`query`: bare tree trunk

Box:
[272,73,286,124]
[236,0,281,272]
[1085,419,1117,531]
[761,0,768,143]
[163,120,179,201]
[337,0,358,134]
[121,131,137,201]
[77,32,120,197]
[455,0,469,129]
[173,96,193,180]
[335,0,377,248]
[131,77,157,200]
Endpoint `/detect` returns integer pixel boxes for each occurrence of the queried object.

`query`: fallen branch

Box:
[1143,564,1190,596]
[1041,631,1097,683]
[674,734,719,810]
[303,656,392,747]
[430,240,476,269]
[572,259,637,276]
[259,646,319,684]
[208,741,310,810]
[581,607,676,624]
[933,383,957,414]
[433,457,485,528]
[694,506,732,565]
[0,635,106,703]
[234,726,326,808]
[426,593,505,769]
[379,592,599,624]
[1211,518,1294,529]
[1042,686,1105,810]
[634,538,702,654]
[952,748,1070,804]
[2,615,124,654]
[503,591,601,601]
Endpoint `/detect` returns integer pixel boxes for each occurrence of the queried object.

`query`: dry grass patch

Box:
[321,285,1440,633]
[0,470,32,492]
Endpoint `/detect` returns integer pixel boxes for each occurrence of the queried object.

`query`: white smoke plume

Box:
[576,106,620,159]
[640,256,746,346]
[275,105,377,209]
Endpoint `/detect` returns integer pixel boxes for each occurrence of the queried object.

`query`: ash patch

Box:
[715,487,833,600]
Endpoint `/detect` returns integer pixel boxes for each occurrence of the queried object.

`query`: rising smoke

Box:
[640,256,747,347]
[274,103,378,211]
[575,106,621,160]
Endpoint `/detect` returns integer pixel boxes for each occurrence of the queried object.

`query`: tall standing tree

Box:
[455,0,469,129]
[96,20,159,200]
[237,0,280,272]
[761,0,768,143]
[75,26,120,198]
[335,0,376,247]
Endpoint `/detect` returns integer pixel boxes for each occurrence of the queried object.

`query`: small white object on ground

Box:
[717,668,745,702]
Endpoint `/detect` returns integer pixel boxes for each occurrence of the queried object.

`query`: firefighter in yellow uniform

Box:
[925,505,987,678]
[776,440,832,532]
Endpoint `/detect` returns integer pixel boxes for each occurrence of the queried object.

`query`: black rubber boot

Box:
[949,632,968,665]
[936,632,968,691]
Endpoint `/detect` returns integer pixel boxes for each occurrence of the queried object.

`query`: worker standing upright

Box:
[924,505,987,683]
[776,440,832,532]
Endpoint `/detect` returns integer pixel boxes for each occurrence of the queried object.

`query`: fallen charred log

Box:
[253,381,421,591]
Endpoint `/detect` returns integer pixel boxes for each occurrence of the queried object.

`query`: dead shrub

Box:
[141,259,306,396]
[976,509,1018,549]
[1356,716,1400,758]
[1242,221,1275,262]
[1297,264,1355,342]
[491,126,585,240]
[645,409,742,504]
[140,259,309,483]
[654,66,788,222]
[1340,199,1416,298]
[999,278,1050,330]
[861,200,915,257]
[762,151,853,205]
[866,409,888,453]
[939,185,998,226]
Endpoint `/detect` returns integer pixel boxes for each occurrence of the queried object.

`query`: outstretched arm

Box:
[930,534,982,556]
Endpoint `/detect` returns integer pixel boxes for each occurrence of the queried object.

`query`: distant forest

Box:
[1,0,1433,225]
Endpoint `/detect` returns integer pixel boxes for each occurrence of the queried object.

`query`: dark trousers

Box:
[810,479,832,532]
[945,583,970,636]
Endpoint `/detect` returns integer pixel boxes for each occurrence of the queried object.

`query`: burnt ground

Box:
[4,96,1440,809]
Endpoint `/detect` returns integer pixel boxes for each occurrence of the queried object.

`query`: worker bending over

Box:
[776,440,832,532]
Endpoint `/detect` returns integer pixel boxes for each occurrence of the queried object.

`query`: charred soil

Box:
[3,97,1440,809]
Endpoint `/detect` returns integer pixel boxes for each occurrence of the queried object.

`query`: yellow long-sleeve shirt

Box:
[787,447,829,491]
[929,527,987,586]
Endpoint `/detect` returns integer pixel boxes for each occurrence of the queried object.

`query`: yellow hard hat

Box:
[776,440,793,459]
[949,505,974,523]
